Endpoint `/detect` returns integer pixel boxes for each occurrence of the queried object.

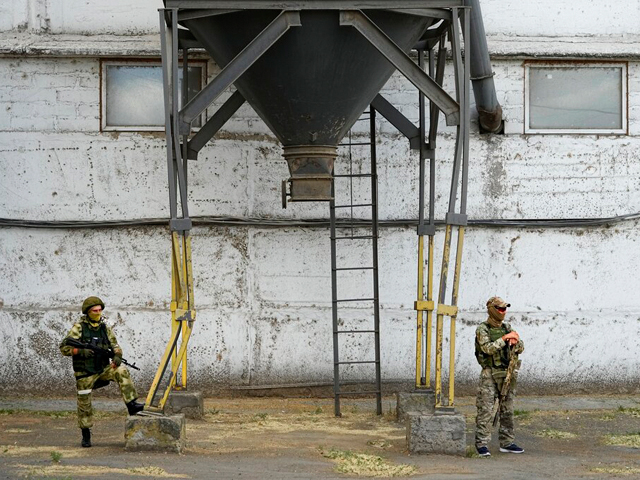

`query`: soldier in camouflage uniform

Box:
[474,296,525,456]
[60,296,144,447]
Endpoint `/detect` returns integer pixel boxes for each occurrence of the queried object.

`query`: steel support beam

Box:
[339,10,459,126]
[370,94,421,150]
[178,10,301,133]
[186,90,246,158]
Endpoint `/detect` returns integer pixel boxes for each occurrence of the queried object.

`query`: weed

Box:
[313,407,323,415]
[367,439,392,449]
[534,429,577,439]
[617,407,640,418]
[465,446,482,458]
[50,451,63,463]
[205,408,220,415]
[604,433,640,448]
[320,447,415,477]
[252,412,268,421]
[0,409,15,415]
[591,465,640,475]
[600,412,616,421]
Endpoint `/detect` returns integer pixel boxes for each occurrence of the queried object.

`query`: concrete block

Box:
[396,391,435,423]
[407,413,466,456]
[165,391,204,419]
[124,414,186,453]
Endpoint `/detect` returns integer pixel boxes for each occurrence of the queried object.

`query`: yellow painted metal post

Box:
[415,236,424,388]
[425,235,434,388]
[434,312,444,406]
[448,226,465,406]
[435,224,453,407]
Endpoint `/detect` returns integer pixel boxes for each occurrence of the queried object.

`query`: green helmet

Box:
[82,296,105,314]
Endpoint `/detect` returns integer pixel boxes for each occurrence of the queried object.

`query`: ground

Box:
[1,394,639,479]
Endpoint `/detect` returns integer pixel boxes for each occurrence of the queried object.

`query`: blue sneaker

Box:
[476,446,491,457]
[500,443,524,454]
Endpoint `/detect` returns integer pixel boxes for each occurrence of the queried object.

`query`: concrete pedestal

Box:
[406,412,466,456]
[124,414,186,453]
[396,390,435,423]
[165,391,204,419]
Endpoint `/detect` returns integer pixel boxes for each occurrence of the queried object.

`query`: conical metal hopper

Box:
[182,10,431,200]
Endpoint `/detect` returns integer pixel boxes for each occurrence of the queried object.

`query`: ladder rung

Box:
[337,330,377,334]
[336,360,378,365]
[333,235,375,240]
[333,203,374,209]
[335,297,376,303]
[334,267,375,271]
[336,391,381,396]
[333,174,373,178]
[339,142,372,146]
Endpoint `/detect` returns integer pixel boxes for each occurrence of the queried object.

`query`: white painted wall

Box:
[0,1,639,395]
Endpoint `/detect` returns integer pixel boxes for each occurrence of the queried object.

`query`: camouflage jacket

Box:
[59,316,122,357]
[475,320,524,369]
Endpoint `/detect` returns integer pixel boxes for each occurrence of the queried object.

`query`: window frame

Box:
[524,60,628,135]
[100,58,207,132]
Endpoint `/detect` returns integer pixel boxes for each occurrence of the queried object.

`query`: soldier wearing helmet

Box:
[474,296,525,457]
[60,296,144,448]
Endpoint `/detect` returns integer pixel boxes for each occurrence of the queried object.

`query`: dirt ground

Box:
[1,394,639,480]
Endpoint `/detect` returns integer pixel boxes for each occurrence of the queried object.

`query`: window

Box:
[101,60,206,131]
[525,62,627,134]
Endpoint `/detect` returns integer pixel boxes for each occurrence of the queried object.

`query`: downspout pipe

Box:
[464,0,503,133]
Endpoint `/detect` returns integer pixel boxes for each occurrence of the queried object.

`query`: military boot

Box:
[81,428,91,448]
[126,399,144,416]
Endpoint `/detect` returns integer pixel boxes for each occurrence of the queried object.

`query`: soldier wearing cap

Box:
[59,296,144,448]
[474,296,525,456]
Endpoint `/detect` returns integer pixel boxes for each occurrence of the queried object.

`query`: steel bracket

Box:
[445,212,467,226]
[170,218,193,232]
[414,300,435,311]
[436,303,458,317]
[418,224,436,236]
[340,10,459,126]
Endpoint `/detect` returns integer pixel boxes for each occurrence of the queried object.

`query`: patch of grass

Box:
[313,407,323,415]
[465,446,482,458]
[50,451,63,463]
[0,409,15,415]
[205,408,220,415]
[129,466,172,476]
[590,466,640,475]
[320,447,416,477]
[617,407,640,418]
[600,412,616,421]
[534,429,577,439]
[604,433,640,448]
[252,412,268,422]
[367,439,392,449]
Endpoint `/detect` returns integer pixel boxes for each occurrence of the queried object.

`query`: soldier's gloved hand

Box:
[112,354,122,368]
[73,348,94,357]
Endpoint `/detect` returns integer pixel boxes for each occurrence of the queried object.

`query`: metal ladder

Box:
[330,107,382,417]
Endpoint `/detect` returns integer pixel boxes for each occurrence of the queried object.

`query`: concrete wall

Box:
[1,1,639,396]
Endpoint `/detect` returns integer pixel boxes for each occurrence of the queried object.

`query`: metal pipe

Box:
[464,0,503,133]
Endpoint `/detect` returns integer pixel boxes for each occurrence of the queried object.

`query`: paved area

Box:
[1,394,639,479]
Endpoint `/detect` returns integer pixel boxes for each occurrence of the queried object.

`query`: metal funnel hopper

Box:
[182,10,431,200]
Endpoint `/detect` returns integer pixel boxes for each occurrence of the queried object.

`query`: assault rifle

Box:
[64,337,140,371]
[491,345,519,426]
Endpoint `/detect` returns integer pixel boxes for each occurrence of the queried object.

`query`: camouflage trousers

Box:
[75,364,138,429]
[475,366,516,448]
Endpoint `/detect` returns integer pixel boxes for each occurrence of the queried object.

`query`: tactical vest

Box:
[72,319,112,375]
[475,322,510,369]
